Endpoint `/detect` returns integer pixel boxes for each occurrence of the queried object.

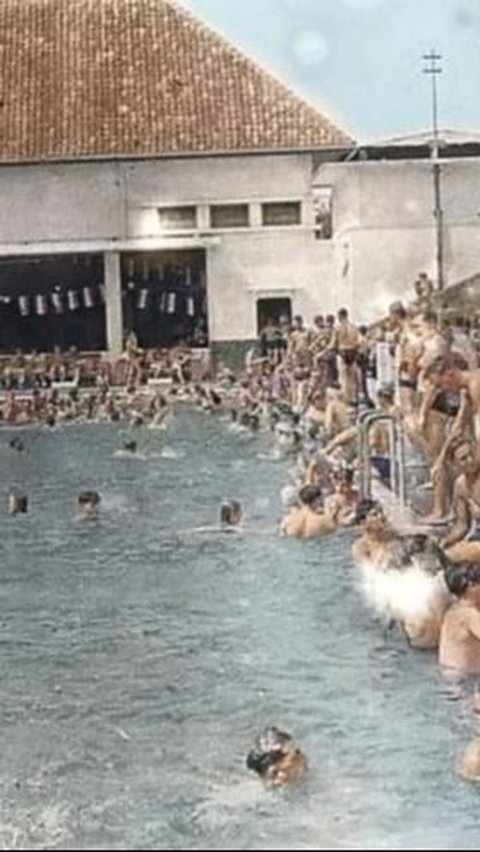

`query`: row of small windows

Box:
[157,201,302,231]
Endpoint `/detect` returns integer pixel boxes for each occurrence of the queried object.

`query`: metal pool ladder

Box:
[357,411,407,508]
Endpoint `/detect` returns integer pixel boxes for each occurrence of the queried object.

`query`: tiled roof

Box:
[0,0,352,162]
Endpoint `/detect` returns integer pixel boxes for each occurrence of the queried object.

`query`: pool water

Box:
[0,411,478,850]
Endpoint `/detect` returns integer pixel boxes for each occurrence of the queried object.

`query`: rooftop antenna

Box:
[423,50,444,291]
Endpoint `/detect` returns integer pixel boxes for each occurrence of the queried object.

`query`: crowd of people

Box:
[5,270,480,784]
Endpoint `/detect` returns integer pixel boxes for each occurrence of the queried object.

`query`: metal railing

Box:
[357,411,407,507]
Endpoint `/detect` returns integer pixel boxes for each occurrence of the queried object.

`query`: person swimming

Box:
[246,727,308,788]
[123,440,138,454]
[77,490,101,521]
[280,484,334,539]
[220,500,244,529]
[439,562,480,677]
[8,491,28,514]
[352,500,451,648]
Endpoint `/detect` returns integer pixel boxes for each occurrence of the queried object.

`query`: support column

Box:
[104,251,123,356]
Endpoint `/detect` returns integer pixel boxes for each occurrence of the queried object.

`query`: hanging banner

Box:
[167,292,176,315]
[35,294,48,316]
[186,296,195,317]
[137,288,148,310]
[185,267,192,287]
[83,286,94,309]
[158,292,166,314]
[67,289,80,311]
[18,295,30,317]
[51,291,63,314]
[98,284,106,303]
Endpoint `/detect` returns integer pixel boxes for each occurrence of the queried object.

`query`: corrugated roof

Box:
[0,0,352,162]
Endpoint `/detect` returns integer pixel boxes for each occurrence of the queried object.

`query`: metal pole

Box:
[423,51,444,292]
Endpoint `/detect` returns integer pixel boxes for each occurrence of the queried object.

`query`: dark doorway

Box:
[121,250,208,348]
[0,254,106,353]
[256,298,292,334]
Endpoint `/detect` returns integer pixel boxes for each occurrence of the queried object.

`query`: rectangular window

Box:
[210,204,250,229]
[158,206,197,230]
[313,186,333,239]
[262,201,301,227]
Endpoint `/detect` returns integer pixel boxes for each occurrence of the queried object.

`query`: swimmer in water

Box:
[280,484,334,539]
[353,500,451,648]
[246,727,308,788]
[77,490,101,521]
[458,739,480,783]
[8,437,25,452]
[220,500,244,529]
[439,563,480,677]
[8,491,28,514]
[123,440,138,454]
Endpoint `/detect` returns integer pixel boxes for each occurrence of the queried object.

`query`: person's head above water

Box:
[298,484,323,510]
[8,491,28,514]
[220,500,243,526]
[123,440,138,453]
[445,563,480,602]
[77,491,101,519]
[354,499,387,530]
[246,727,308,788]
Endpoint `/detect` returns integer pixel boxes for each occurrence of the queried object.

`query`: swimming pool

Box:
[0,412,478,850]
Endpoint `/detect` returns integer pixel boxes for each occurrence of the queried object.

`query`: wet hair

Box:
[445,563,480,597]
[354,499,382,525]
[9,438,25,452]
[9,492,28,514]
[123,441,138,453]
[298,484,323,507]
[246,726,294,774]
[389,301,406,319]
[78,490,101,506]
[220,500,242,526]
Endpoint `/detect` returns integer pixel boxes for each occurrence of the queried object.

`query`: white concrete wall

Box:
[317,158,480,323]
[0,153,335,341]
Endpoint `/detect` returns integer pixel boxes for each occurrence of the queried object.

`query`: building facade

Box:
[315,131,480,323]
[0,0,352,364]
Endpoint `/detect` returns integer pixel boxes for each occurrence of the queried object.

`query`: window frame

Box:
[261,201,302,228]
[157,205,198,231]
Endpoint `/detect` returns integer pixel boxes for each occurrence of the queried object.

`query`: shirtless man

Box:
[352,500,394,567]
[329,308,360,403]
[325,468,359,528]
[280,484,334,539]
[421,355,480,442]
[287,316,312,366]
[389,301,421,415]
[353,500,449,648]
[439,563,480,676]
[441,440,480,563]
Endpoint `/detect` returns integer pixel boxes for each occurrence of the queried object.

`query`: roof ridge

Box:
[0,0,351,161]
[166,0,353,144]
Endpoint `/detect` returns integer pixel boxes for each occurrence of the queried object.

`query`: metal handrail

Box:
[357,412,407,507]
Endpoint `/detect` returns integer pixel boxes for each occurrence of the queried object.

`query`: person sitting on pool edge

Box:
[280,484,334,539]
[77,491,101,521]
[439,562,480,677]
[246,727,308,788]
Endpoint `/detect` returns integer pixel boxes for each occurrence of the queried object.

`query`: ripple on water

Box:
[0,412,476,849]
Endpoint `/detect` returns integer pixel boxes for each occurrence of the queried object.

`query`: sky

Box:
[182,0,480,141]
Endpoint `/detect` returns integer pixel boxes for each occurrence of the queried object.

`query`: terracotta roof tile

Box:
[0,0,352,161]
